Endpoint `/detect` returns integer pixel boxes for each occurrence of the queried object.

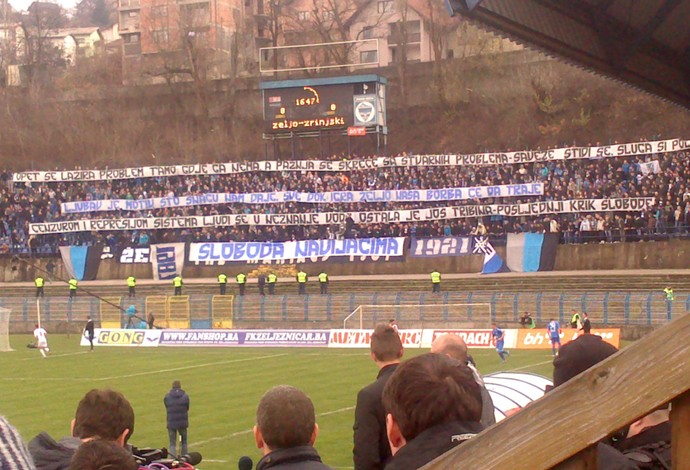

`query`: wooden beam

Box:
[671,390,690,469]
[422,312,690,469]
[554,446,597,470]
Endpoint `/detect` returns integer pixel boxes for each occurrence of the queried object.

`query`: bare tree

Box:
[22,1,68,86]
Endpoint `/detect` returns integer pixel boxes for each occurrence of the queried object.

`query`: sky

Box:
[8,0,79,14]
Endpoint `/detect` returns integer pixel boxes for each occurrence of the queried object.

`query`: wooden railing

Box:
[423,311,690,469]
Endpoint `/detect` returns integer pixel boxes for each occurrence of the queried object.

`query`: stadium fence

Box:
[1,291,687,331]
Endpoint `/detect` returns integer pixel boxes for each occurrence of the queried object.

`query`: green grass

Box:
[0,335,556,469]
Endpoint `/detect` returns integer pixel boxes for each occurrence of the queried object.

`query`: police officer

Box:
[69,277,78,299]
[217,273,228,295]
[296,270,308,295]
[318,271,328,295]
[570,310,582,329]
[430,270,441,293]
[127,275,136,298]
[267,272,277,295]
[173,275,183,296]
[35,276,45,298]
[664,286,675,301]
[236,272,247,296]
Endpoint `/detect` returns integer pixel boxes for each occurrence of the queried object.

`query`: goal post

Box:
[0,307,12,351]
[343,303,494,329]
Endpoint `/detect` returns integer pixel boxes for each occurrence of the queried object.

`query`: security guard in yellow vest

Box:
[267,273,278,295]
[69,278,78,299]
[236,273,247,296]
[218,273,228,295]
[35,276,45,298]
[570,310,582,329]
[318,272,329,295]
[296,270,308,295]
[173,275,183,296]
[127,275,136,298]
[664,286,675,301]
[430,270,441,293]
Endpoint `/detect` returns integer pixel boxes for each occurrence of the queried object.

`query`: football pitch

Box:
[0,335,556,469]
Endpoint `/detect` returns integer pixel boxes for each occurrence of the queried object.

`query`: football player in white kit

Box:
[33,324,49,358]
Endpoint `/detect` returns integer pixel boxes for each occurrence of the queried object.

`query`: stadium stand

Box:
[3,139,689,254]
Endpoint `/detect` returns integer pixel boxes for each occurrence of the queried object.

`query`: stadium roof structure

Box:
[446,0,690,109]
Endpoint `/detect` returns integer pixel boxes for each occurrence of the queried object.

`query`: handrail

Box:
[421,311,690,469]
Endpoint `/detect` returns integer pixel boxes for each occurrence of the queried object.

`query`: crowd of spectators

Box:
[2,143,689,254]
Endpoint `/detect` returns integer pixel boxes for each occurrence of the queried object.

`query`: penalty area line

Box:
[189,406,355,448]
[509,359,553,372]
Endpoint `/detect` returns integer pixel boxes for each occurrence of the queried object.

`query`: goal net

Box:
[0,307,13,351]
[343,303,493,329]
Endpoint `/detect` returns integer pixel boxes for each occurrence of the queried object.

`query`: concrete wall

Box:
[3,239,690,282]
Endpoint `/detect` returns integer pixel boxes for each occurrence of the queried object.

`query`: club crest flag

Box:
[473,237,509,274]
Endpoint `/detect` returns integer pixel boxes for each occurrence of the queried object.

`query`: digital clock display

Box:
[263,81,378,134]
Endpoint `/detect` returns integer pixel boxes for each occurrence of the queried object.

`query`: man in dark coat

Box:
[164,380,190,457]
[254,385,331,470]
[381,353,484,470]
[29,389,135,470]
[353,324,403,470]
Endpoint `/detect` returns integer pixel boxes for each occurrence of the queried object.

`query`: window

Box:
[297,10,310,21]
[360,50,377,64]
[362,26,374,39]
[321,10,334,20]
[447,49,454,59]
[377,0,393,13]
[151,5,168,17]
[152,29,169,45]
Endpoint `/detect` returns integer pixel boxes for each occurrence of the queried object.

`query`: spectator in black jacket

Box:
[164,380,190,457]
[29,389,135,470]
[381,353,484,470]
[253,385,331,470]
[353,324,404,470]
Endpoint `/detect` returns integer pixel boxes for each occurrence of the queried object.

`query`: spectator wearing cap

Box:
[164,380,190,457]
[0,415,35,470]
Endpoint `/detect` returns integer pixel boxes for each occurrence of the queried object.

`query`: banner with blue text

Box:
[60,184,544,213]
[13,138,689,182]
[150,243,185,280]
[29,198,655,235]
[189,238,405,263]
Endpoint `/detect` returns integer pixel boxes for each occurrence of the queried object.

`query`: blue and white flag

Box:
[473,237,509,274]
[150,243,185,280]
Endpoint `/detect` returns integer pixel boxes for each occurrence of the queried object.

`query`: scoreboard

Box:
[261,75,387,136]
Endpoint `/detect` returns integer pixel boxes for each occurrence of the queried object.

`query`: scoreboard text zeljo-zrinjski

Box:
[263,81,379,134]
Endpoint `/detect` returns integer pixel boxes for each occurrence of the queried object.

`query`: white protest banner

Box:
[189,238,405,263]
[60,183,544,214]
[29,198,655,235]
[14,138,690,182]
